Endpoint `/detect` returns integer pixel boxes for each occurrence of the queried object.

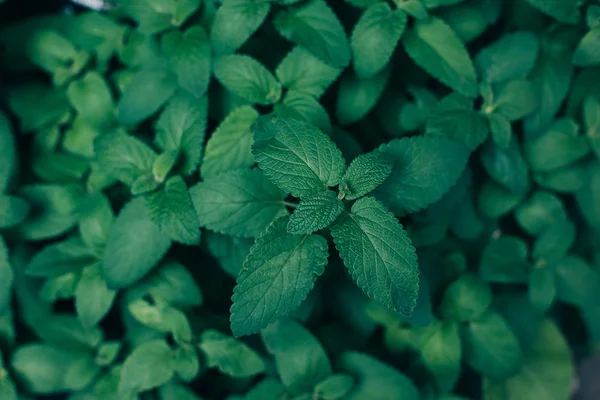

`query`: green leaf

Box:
[524,119,590,172]
[515,191,567,236]
[128,298,192,343]
[262,319,332,395]
[202,106,258,178]
[339,151,392,201]
[246,379,287,400]
[574,27,600,66]
[287,190,344,234]
[190,169,286,237]
[11,344,92,394]
[462,310,523,378]
[205,232,253,277]
[252,115,346,197]
[330,197,419,316]
[533,162,588,193]
[314,375,355,400]
[135,260,203,307]
[403,17,478,97]
[440,275,492,322]
[0,195,30,229]
[131,173,161,196]
[350,3,407,79]
[479,236,530,284]
[477,180,523,219]
[488,113,512,149]
[117,68,178,126]
[275,90,332,134]
[336,66,391,126]
[339,352,419,400]
[145,176,200,245]
[275,46,342,98]
[155,91,208,176]
[475,32,539,83]
[94,131,158,186]
[489,80,537,121]
[415,321,461,386]
[523,0,581,24]
[15,184,82,241]
[528,265,556,312]
[8,83,70,133]
[483,319,573,400]
[199,329,265,377]
[274,0,351,68]
[103,197,172,289]
[230,218,328,336]
[426,95,489,150]
[0,237,13,315]
[66,71,114,127]
[376,136,470,213]
[75,263,116,329]
[121,0,200,35]
[554,256,600,307]
[162,26,211,97]
[173,344,200,381]
[214,55,282,105]
[532,220,575,263]
[119,339,174,394]
[27,237,94,279]
[210,0,272,54]
[524,44,573,136]
[153,150,179,183]
[480,139,529,194]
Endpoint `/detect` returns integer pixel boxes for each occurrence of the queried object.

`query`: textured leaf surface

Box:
[287,190,344,234]
[403,17,478,97]
[351,3,406,79]
[262,319,332,395]
[190,169,286,237]
[230,218,328,337]
[102,197,172,289]
[145,176,201,245]
[340,151,392,200]
[252,115,346,197]
[210,0,271,54]
[202,106,259,178]
[274,0,351,68]
[376,136,470,213]
[330,197,419,316]
[214,55,282,105]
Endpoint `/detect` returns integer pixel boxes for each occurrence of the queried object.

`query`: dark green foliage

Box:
[0,0,598,399]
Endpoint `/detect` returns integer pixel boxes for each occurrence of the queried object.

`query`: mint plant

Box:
[1,0,600,399]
